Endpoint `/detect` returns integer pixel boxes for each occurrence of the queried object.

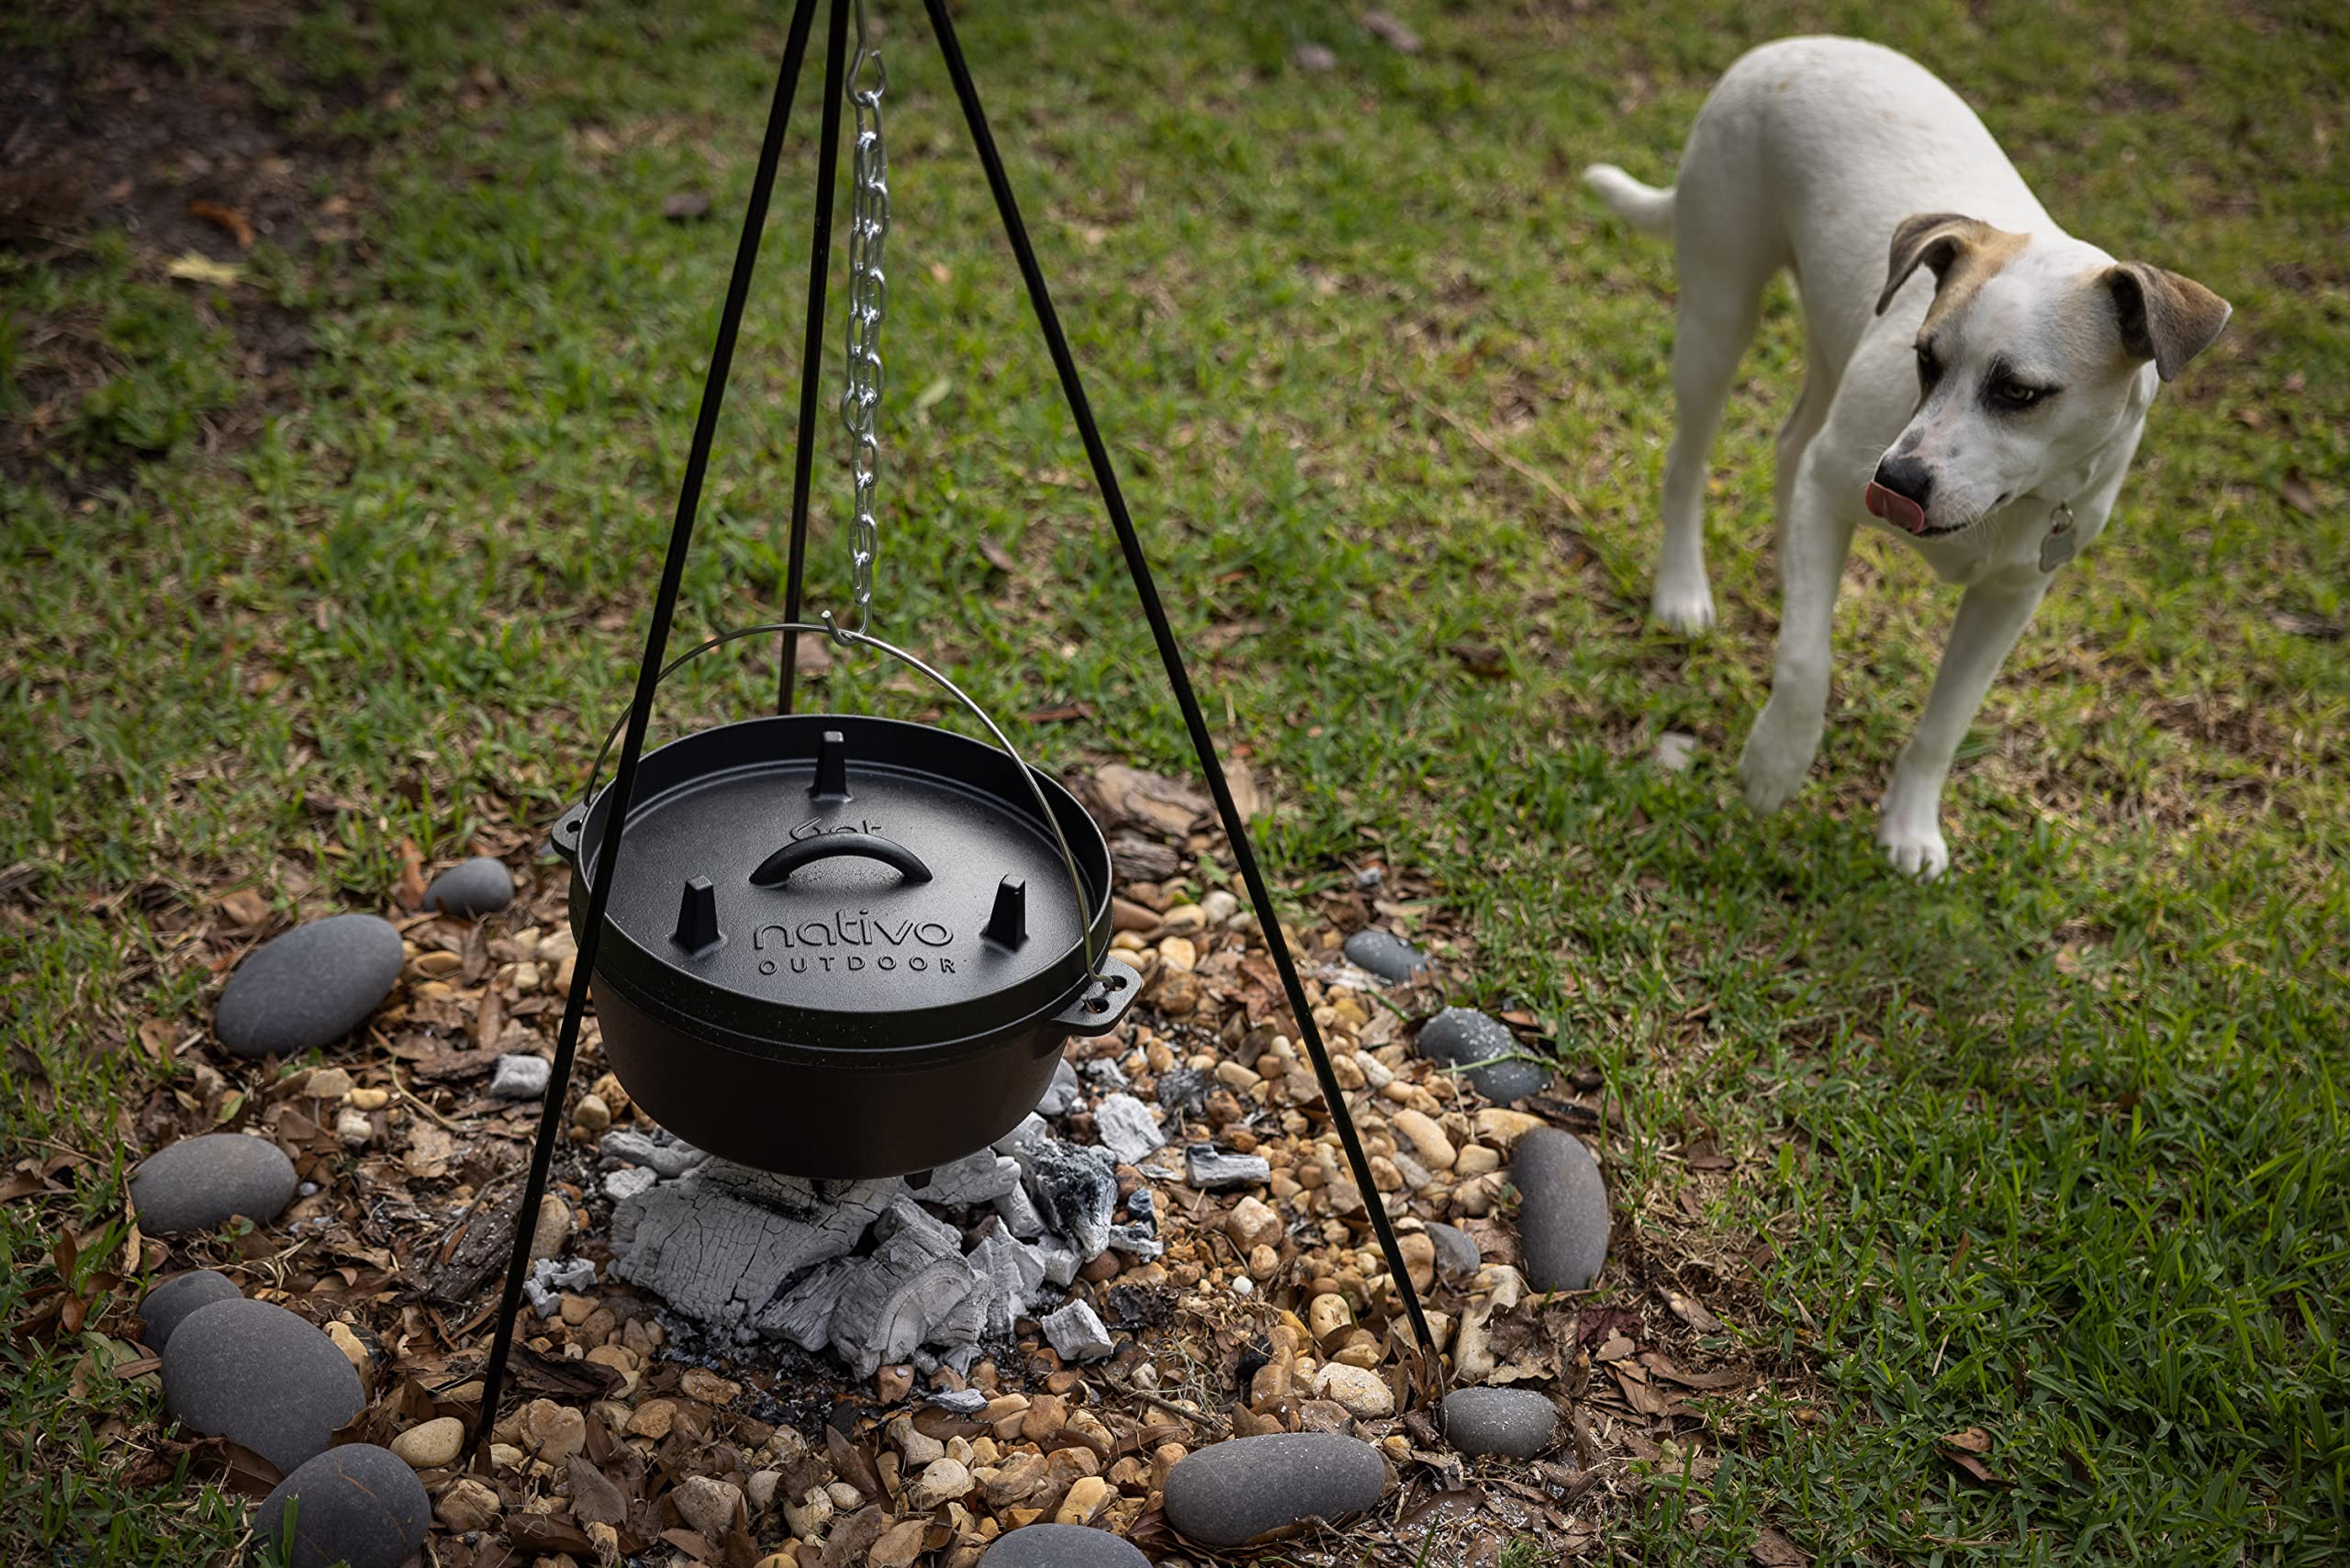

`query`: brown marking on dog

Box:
[2103,263,2232,380]
[1874,212,2030,329]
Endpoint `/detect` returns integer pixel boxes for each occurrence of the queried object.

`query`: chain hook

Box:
[834,0,890,640]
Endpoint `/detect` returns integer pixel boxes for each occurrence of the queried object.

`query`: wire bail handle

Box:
[571,622,1104,972]
[829,0,889,644]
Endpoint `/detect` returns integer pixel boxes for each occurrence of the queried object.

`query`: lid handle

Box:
[749,832,934,890]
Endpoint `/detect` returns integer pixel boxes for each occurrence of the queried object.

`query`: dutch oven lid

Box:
[560,714,1111,1052]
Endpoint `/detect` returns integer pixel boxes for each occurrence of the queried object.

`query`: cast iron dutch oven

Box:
[550,707,1139,1179]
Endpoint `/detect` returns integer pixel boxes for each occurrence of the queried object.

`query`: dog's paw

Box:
[1739,704,1816,814]
[1650,579,1717,636]
[1874,814,1950,879]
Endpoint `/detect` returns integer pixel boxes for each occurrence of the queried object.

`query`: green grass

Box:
[4,0,2346,1562]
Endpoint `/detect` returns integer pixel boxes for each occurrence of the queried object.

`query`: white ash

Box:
[523,1256,598,1316]
[1082,1055,1130,1089]
[1035,1058,1083,1116]
[1186,1143,1272,1190]
[1041,1301,1114,1362]
[600,1122,1142,1378]
[1092,1093,1167,1166]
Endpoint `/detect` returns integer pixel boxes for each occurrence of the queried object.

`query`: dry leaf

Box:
[165,253,242,286]
[1751,1524,1810,1565]
[1662,1289,1724,1333]
[217,889,269,928]
[185,199,255,249]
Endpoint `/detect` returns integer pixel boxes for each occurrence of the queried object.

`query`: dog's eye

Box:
[1915,343,1940,382]
[1990,379,2050,409]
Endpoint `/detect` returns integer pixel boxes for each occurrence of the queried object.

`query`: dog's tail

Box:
[1583,163,1675,238]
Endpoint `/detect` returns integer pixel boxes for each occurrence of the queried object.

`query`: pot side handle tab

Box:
[1054,957,1144,1037]
[749,832,935,889]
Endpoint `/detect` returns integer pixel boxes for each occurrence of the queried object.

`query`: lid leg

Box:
[810,728,851,802]
[981,877,1027,948]
[672,876,722,951]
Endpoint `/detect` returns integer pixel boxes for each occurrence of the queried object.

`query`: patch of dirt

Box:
[0,0,389,491]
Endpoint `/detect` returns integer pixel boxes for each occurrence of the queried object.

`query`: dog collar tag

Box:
[2039,504,2077,573]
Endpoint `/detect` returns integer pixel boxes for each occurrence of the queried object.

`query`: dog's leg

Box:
[1740,452,1854,813]
[1653,287,1764,634]
[1875,577,2050,878]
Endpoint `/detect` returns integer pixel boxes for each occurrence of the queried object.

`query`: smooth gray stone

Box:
[1162,1432,1386,1548]
[161,1298,364,1474]
[214,913,404,1058]
[420,855,514,917]
[129,1134,297,1235]
[1416,1006,1550,1103]
[1425,1222,1483,1284]
[1511,1127,1610,1292]
[1341,928,1430,982]
[138,1270,241,1350]
[488,1052,550,1100]
[1442,1386,1561,1458]
[978,1523,1151,1568]
[253,1442,431,1568]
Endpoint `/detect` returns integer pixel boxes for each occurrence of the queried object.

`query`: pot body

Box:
[589,977,1071,1178]
[552,713,1136,1179]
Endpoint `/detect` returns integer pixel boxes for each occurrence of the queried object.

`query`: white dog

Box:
[1585,36,2229,876]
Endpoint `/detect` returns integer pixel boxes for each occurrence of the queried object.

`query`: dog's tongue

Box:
[1866,482,1929,534]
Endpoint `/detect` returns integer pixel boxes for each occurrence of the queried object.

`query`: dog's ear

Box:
[2104,263,2232,381]
[1875,213,1993,316]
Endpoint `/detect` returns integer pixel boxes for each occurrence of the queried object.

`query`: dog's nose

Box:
[1873,454,1933,507]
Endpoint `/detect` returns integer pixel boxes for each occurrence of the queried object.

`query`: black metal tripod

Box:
[469,0,1437,1455]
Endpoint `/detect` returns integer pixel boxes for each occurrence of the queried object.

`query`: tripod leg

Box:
[466,0,823,1458]
[778,0,851,716]
[917,0,1440,1369]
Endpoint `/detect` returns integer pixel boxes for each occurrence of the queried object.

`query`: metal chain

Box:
[829,0,889,642]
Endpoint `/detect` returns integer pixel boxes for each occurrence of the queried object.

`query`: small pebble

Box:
[388,1416,464,1470]
[674,1475,744,1539]
[489,1053,551,1100]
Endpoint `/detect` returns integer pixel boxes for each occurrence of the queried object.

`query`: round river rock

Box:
[1416,1006,1550,1103]
[1340,928,1431,983]
[129,1133,297,1235]
[1511,1126,1610,1292]
[421,856,514,918]
[1443,1386,1561,1458]
[137,1270,241,1350]
[977,1523,1151,1568]
[161,1297,364,1474]
[254,1442,431,1568]
[214,913,404,1058]
[1162,1432,1386,1548]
